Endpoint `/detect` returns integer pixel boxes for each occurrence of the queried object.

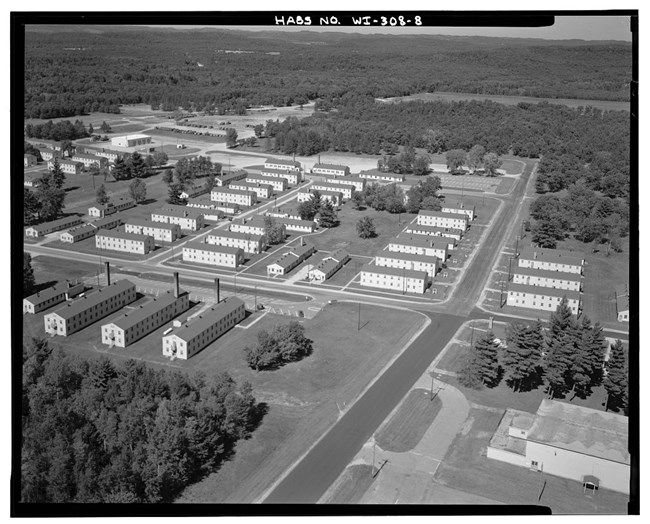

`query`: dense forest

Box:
[21,339,260,503]
[24,26,631,119]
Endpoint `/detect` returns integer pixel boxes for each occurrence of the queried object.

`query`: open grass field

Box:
[30,254,99,287]
[434,406,629,513]
[375,389,442,453]
[378,91,630,113]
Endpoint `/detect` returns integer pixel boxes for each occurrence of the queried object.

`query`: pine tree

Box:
[547,297,575,339]
[458,350,483,389]
[96,184,109,205]
[503,321,544,392]
[49,158,66,189]
[473,330,501,387]
[604,340,628,413]
[112,157,130,181]
[24,252,35,296]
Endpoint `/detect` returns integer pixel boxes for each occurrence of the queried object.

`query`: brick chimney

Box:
[105,261,111,285]
[174,272,180,298]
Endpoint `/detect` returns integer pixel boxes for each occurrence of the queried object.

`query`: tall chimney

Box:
[301,237,304,247]
[105,261,111,286]
[174,272,180,298]
[214,278,220,303]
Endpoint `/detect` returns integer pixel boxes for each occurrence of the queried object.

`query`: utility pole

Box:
[515,235,519,257]
[254,285,257,309]
[357,302,361,331]
[520,219,525,240]
[508,256,513,281]
[470,321,475,348]
[500,279,505,308]
[430,374,434,401]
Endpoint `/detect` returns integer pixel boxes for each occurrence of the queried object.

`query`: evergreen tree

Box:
[263,216,285,245]
[166,183,185,205]
[604,340,628,413]
[35,174,65,221]
[356,217,376,239]
[503,321,544,392]
[544,334,574,399]
[317,200,338,228]
[24,252,35,296]
[547,297,575,339]
[128,152,147,178]
[100,121,112,133]
[298,191,322,221]
[24,188,41,225]
[112,157,130,181]
[473,331,501,387]
[458,350,484,389]
[88,123,94,135]
[49,158,66,189]
[567,316,606,399]
[96,184,109,205]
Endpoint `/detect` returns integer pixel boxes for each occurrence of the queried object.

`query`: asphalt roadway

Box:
[263,311,465,504]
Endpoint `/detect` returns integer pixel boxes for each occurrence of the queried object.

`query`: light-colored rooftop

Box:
[165,297,245,343]
[513,266,583,282]
[24,280,82,306]
[184,241,243,255]
[126,218,179,231]
[29,215,82,232]
[361,264,428,280]
[104,290,187,331]
[96,229,153,242]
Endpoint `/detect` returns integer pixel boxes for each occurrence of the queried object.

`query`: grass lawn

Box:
[434,406,628,513]
[30,255,99,284]
[496,177,516,194]
[146,128,226,144]
[109,123,148,134]
[321,465,376,504]
[375,389,442,453]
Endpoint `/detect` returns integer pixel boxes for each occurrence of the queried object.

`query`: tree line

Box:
[21,338,261,503]
[25,119,91,141]
[459,298,628,414]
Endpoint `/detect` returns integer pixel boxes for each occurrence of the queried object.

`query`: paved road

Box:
[263,311,465,504]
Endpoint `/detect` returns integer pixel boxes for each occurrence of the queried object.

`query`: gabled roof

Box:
[24,280,82,306]
[62,224,97,237]
[29,215,82,232]
[361,264,428,280]
[105,290,187,331]
[91,215,123,229]
[262,167,297,175]
[155,205,204,219]
[96,229,153,242]
[183,241,243,255]
[418,210,469,220]
[513,266,583,282]
[48,280,135,320]
[313,163,349,171]
[507,282,581,300]
[208,230,264,242]
[265,158,301,168]
[519,247,584,266]
[126,218,179,231]
[376,251,440,265]
[165,297,245,343]
[616,294,629,312]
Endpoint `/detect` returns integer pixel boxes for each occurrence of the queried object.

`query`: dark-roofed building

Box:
[359,264,429,294]
[214,169,248,187]
[246,173,288,192]
[229,181,274,199]
[388,235,448,260]
[162,297,246,360]
[374,251,440,278]
[71,152,108,169]
[96,229,155,254]
[441,202,476,221]
[91,215,123,230]
[488,399,630,494]
[518,247,585,275]
[23,280,85,314]
[307,248,349,281]
[297,188,343,207]
[25,216,84,237]
[60,224,97,243]
[152,205,205,231]
[310,182,353,200]
[206,230,267,254]
[44,280,137,336]
[506,282,581,314]
[267,243,315,276]
[311,163,350,177]
[512,266,583,292]
[48,159,82,175]
[210,187,257,207]
[24,154,37,167]
[180,183,211,200]
[616,294,629,323]
[125,219,181,243]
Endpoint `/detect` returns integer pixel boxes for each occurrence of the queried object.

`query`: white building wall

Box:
[486,447,529,468]
[507,291,580,314]
[359,271,426,294]
[512,273,581,292]
[182,247,242,268]
[518,258,583,275]
[416,214,468,231]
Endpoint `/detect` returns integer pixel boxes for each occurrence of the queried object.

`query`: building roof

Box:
[266,158,301,168]
[418,210,469,221]
[62,224,97,237]
[326,248,349,263]
[513,266,583,282]
[280,217,316,228]
[89,203,113,212]
[92,215,123,229]
[616,294,630,313]
[155,205,204,219]
[442,202,475,211]
[526,399,629,465]
[392,235,449,249]
[507,283,581,300]
[269,244,314,269]
[313,163,349,171]
[183,241,243,256]
[29,215,82,233]
[360,169,405,180]
[51,159,82,167]
[73,153,102,161]
[312,182,353,192]
[310,257,340,276]
[376,251,440,265]
[96,229,153,242]
[24,280,81,306]
[246,173,287,184]
[126,218,179,231]
[186,196,219,207]
[208,230,264,242]
[230,181,273,191]
[116,133,150,140]
[519,247,584,266]
[322,174,365,183]
[361,264,428,280]
[104,290,187,331]
[216,169,248,181]
[615,283,629,297]
[292,243,315,258]
[300,188,342,197]
[167,297,245,342]
[211,187,256,197]
[24,153,37,159]
[48,280,135,320]
[262,167,296,175]
[405,223,464,236]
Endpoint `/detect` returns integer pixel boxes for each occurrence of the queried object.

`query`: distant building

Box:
[229,216,269,237]
[264,208,301,221]
[267,243,315,276]
[162,297,246,360]
[307,248,349,281]
[152,205,205,231]
[24,154,37,167]
[374,251,440,278]
[311,163,350,177]
[246,173,288,192]
[48,159,82,175]
[90,215,123,231]
[441,202,476,221]
[23,280,84,314]
[44,280,137,336]
[404,222,464,242]
[111,134,152,148]
[512,267,583,292]
[487,399,630,495]
[316,174,366,192]
[24,174,41,188]
[60,224,97,243]
[416,210,469,231]
[310,182,353,200]
[185,197,230,219]
[261,167,301,185]
[182,241,245,268]
[210,187,257,207]
[615,284,629,323]
[278,217,317,234]
[94,148,123,163]
[96,229,155,255]
[125,219,181,243]
[387,235,448,261]
[359,169,405,184]
[297,188,343,207]
[101,289,190,348]
[88,198,135,218]
[71,153,108,169]
[214,169,248,187]
[229,181,274,199]
[264,158,301,172]
[506,283,581,314]
[180,183,211,199]
[25,216,83,238]
[518,247,584,275]
[206,230,268,255]
[39,149,60,162]
[359,264,428,294]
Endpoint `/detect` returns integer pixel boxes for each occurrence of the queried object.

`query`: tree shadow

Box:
[137,198,157,206]
[64,186,80,192]
[507,366,546,393]
[30,280,58,295]
[485,366,504,389]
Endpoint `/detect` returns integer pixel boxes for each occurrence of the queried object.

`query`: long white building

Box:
[206,230,267,254]
[267,244,315,276]
[152,206,205,231]
[125,219,181,243]
[518,248,584,275]
[60,224,97,243]
[310,182,353,200]
[111,134,151,148]
[210,187,257,207]
[374,252,440,278]
[359,169,405,184]
[182,241,245,268]
[44,280,137,336]
[311,163,350,177]
[307,249,349,281]
[512,267,583,292]
[96,230,155,255]
[403,222,464,242]
[229,181,274,199]
[359,264,429,294]
[162,297,246,360]
[246,173,288,192]
[261,167,301,185]
[264,158,301,172]
[25,216,84,238]
[441,202,476,221]
[416,210,469,231]
[506,283,581,314]
[23,280,85,314]
[387,235,448,261]
[297,188,343,207]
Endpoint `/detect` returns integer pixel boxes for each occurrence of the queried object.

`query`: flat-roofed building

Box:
[267,244,315,276]
[359,169,405,184]
[387,235,448,260]
[297,188,343,207]
[206,230,267,254]
[265,158,301,172]
[186,197,229,219]
[518,248,584,275]
[279,217,317,233]
[91,215,123,230]
[23,280,85,314]
[182,241,245,268]
[48,159,82,175]
[374,251,440,278]
[487,399,630,495]
[246,173,288,192]
[359,264,428,294]
[25,215,83,237]
[101,289,190,348]
[404,222,464,242]
[24,154,37,167]
[60,224,97,243]
[311,163,350,177]
[125,219,181,243]
[416,210,469,231]
[229,181,274,199]
[96,229,155,255]
[71,153,108,169]
[261,167,301,185]
[180,183,211,199]
[44,280,137,336]
[162,297,246,360]
[310,182,353,200]
[111,134,152,148]
[442,202,476,221]
[506,283,581,314]
[214,169,248,187]
[210,187,257,207]
[512,267,583,292]
[152,205,205,231]
[307,248,349,281]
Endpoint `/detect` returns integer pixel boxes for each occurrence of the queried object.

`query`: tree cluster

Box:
[24,253,35,296]
[362,183,406,214]
[405,176,443,214]
[263,216,285,245]
[445,147,502,176]
[21,339,260,503]
[24,159,67,224]
[25,120,90,141]
[244,322,314,371]
[297,191,338,228]
[356,216,377,239]
[377,146,431,176]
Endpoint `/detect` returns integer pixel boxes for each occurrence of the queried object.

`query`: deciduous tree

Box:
[356,217,376,239]
[468,145,486,173]
[317,199,338,228]
[96,184,109,205]
[445,149,466,174]
[129,178,147,203]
